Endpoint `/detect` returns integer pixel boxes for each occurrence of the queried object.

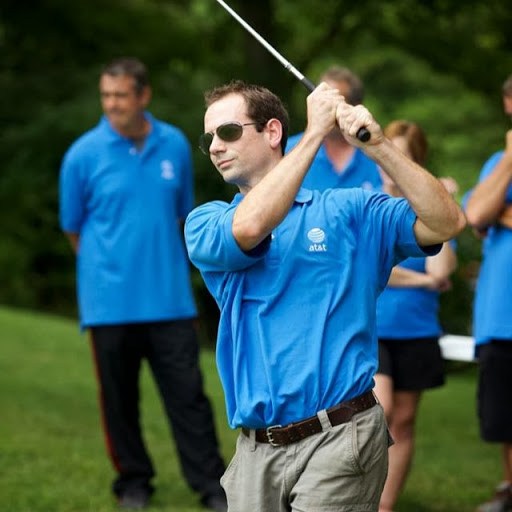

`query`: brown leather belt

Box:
[241,391,377,446]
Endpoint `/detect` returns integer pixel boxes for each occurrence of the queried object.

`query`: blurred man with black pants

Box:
[59,57,227,511]
[464,74,512,512]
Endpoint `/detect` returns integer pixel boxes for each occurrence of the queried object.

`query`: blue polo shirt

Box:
[286,132,382,191]
[59,113,197,328]
[376,239,456,339]
[376,256,441,339]
[185,188,437,428]
[464,150,512,346]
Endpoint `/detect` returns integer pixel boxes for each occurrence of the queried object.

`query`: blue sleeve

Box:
[185,201,269,272]
[59,147,86,234]
[364,192,438,255]
[347,190,441,288]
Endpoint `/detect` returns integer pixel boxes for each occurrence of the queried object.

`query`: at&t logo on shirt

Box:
[307,228,327,252]
[160,160,175,180]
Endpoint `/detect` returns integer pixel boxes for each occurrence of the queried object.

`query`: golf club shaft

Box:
[213,0,370,142]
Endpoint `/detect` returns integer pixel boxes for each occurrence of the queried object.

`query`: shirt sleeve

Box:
[185,201,270,272]
[344,190,441,289]
[59,147,86,234]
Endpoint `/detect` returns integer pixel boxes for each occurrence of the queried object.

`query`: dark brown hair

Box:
[204,80,289,154]
[101,57,149,95]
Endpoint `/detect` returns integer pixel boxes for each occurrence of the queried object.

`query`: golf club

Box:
[213,0,371,142]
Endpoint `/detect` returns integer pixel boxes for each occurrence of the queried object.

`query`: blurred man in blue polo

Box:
[184,80,465,511]
[59,57,227,511]
[285,65,382,191]
[464,74,512,512]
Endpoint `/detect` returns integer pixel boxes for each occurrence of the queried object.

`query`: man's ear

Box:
[140,85,152,108]
[265,118,283,150]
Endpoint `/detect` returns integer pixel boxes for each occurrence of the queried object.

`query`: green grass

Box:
[398,364,502,511]
[0,306,503,511]
[0,306,237,512]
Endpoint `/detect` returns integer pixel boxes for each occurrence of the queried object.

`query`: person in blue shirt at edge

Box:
[184,79,466,511]
[464,74,512,512]
[372,120,459,512]
[59,57,227,512]
[285,65,382,191]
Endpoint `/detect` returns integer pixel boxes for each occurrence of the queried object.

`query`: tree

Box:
[1,0,510,338]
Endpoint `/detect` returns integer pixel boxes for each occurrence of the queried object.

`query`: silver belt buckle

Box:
[266,424,283,446]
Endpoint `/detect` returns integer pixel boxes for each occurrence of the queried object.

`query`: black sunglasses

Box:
[199,121,258,155]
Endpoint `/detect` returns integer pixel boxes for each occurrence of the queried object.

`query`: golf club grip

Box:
[300,76,316,92]
[356,127,371,142]
[300,77,371,143]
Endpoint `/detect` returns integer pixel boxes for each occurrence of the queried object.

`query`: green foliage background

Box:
[1,0,512,338]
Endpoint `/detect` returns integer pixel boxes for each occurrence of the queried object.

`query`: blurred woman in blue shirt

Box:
[373,120,458,512]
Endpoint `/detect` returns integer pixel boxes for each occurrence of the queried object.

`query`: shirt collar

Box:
[98,111,158,144]
[232,187,313,205]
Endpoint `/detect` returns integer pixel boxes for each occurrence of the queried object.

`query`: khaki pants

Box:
[221,404,390,512]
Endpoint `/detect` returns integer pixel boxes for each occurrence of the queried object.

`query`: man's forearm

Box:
[497,204,512,230]
[232,129,325,251]
[233,84,341,251]
[364,139,466,245]
[425,243,457,281]
[465,155,512,229]
[387,266,434,288]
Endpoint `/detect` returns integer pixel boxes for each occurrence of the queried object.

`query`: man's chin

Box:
[106,115,127,130]
[107,121,126,132]
[220,172,242,188]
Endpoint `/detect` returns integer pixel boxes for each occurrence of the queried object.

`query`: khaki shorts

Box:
[221,404,390,512]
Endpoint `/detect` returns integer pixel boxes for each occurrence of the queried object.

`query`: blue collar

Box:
[98,112,160,147]
[232,187,313,205]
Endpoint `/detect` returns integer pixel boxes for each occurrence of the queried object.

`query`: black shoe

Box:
[118,488,150,510]
[202,493,228,512]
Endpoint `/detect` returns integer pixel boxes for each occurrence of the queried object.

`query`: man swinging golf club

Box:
[184,79,465,511]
